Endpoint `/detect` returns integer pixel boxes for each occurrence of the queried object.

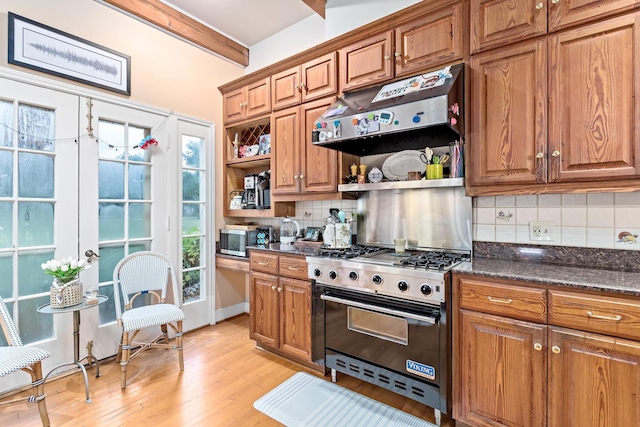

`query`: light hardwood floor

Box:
[0,314,454,426]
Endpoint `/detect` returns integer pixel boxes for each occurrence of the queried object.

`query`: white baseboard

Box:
[215,302,249,322]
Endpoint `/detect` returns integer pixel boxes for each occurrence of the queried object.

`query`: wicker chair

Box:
[0,297,51,426]
[112,251,185,389]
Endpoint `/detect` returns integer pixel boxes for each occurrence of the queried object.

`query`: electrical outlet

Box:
[529,221,554,241]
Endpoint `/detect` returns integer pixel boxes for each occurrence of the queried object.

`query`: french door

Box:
[0,76,214,394]
[0,77,79,391]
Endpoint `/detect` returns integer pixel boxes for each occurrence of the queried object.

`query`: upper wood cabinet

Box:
[271,97,358,198]
[340,2,464,92]
[471,0,640,54]
[223,77,271,124]
[469,13,640,191]
[271,53,337,110]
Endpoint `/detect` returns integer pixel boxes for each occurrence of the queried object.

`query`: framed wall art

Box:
[8,12,131,95]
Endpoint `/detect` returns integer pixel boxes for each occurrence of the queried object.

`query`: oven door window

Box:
[348,306,408,345]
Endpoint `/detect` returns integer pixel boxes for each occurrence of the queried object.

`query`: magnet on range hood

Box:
[312,63,464,157]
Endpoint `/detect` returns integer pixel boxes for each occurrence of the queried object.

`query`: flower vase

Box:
[50,277,84,308]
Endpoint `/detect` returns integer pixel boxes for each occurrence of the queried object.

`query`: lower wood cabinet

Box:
[454,274,640,427]
[249,250,313,365]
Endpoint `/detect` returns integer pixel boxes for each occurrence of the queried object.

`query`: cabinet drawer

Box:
[459,278,547,323]
[216,255,250,273]
[250,252,279,274]
[279,256,308,280]
[549,290,640,341]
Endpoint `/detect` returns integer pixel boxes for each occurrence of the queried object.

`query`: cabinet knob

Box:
[300,82,306,89]
[271,285,277,291]
[384,55,391,60]
[551,150,560,157]
[534,343,542,351]
[552,345,561,354]
[295,84,299,90]
[277,287,282,292]
[536,2,544,9]
[394,51,401,57]
[552,0,560,4]
[299,174,305,179]
[294,175,299,179]
[536,152,544,159]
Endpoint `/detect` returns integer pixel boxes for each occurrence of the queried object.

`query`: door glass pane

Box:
[18,295,53,344]
[18,104,54,151]
[182,170,201,201]
[98,245,124,284]
[18,202,54,247]
[129,125,150,162]
[182,137,202,168]
[98,160,124,199]
[98,120,125,159]
[18,152,54,198]
[128,164,150,200]
[0,202,12,249]
[0,100,12,147]
[183,269,200,301]
[0,253,13,298]
[99,202,124,240]
[182,204,201,235]
[18,250,54,296]
[129,202,150,238]
[0,150,12,196]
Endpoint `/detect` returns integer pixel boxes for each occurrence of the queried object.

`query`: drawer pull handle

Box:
[552,345,561,354]
[288,266,302,270]
[487,296,513,304]
[534,343,542,351]
[257,261,269,265]
[586,311,622,321]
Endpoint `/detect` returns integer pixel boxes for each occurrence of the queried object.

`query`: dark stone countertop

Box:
[454,242,640,297]
[248,242,324,257]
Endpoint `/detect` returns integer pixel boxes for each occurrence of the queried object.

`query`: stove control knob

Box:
[420,284,433,296]
[398,280,409,292]
[372,274,383,285]
[313,268,322,278]
[329,270,338,280]
[349,271,359,281]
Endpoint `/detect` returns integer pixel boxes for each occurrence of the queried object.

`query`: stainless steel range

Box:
[309,183,472,426]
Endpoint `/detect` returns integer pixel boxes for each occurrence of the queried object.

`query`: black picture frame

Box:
[8,12,131,95]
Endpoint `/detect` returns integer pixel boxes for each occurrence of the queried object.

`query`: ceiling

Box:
[163,0,317,47]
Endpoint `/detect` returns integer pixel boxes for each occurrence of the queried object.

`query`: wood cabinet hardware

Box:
[586,311,622,321]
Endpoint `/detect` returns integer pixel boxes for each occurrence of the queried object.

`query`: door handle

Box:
[85,249,100,263]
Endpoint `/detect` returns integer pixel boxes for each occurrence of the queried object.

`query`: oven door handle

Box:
[320,294,437,324]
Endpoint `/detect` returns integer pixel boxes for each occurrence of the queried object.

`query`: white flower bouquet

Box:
[42,257,90,288]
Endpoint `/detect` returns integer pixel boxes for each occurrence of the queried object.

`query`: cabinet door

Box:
[250,272,279,347]
[470,40,547,186]
[548,326,640,427]
[223,87,246,124]
[394,3,463,77]
[301,52,337,103]
[271,107,301,195]
[246,77,271,119]
[339,31,394,92]
[279,277,312,361]
[470,0,547,53]
[548,13,640,182]
[272,66,301,111]
[549,0,640,32]
[458,310,547,427]
[301,97,338,193]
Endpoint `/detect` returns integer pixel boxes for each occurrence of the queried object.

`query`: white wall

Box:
[246,0,421,73]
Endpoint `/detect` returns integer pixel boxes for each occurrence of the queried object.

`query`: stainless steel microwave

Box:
[219,229,258,257]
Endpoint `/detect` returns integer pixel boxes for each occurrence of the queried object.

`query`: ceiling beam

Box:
[301,0,326,19]
[101,0,249,66]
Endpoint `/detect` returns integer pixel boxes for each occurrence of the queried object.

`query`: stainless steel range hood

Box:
[312,63,463,156]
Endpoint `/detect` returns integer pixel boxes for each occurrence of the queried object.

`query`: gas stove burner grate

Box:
[319,245,386,259]
[400,252,470,271]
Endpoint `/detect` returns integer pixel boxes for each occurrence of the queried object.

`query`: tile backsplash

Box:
[474,192,640,250]
[244,192,640,251]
